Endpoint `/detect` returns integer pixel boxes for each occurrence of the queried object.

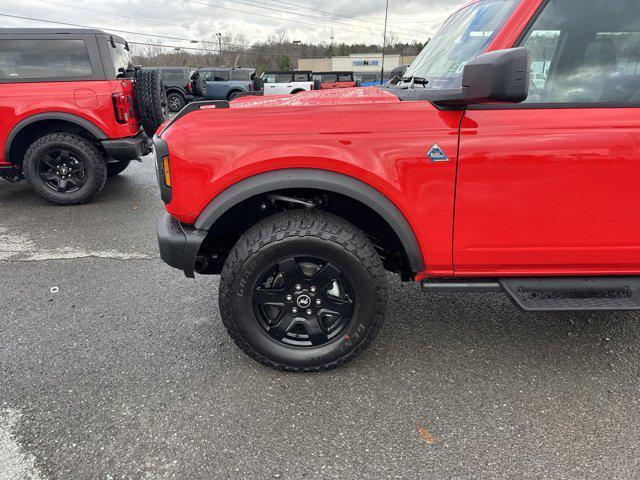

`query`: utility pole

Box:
[380,0,390,85]
[330,28,335,47]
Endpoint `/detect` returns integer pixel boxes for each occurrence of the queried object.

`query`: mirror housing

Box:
[432,47,530,107]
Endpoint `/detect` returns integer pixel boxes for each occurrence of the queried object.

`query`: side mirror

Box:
[432,47,530,107]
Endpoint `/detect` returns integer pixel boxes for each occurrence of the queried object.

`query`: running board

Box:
[422,277,640,311]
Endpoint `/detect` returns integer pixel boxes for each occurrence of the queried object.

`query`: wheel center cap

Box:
[296,295,312,308]
[60,167,68,175]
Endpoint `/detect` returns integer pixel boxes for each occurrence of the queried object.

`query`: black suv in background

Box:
[145,67,206,112]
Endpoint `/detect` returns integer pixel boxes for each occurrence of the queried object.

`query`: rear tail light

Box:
[112,92,130,123]
[249,83,254,91]
[187,82,193,93]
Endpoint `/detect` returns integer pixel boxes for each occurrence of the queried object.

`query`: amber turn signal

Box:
[162,156,171,187]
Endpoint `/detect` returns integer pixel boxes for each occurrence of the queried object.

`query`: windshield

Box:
[404,0,520,90]
[110,41,133,78]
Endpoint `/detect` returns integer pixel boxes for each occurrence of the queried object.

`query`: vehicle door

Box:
[455,0,640,274]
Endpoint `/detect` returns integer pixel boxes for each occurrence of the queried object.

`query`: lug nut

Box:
[292,307,298,314]
[310,286,317,293]
[295,284,302,291]
[306,309,313,316]
[286,295,293,302]
[315,299,322,306]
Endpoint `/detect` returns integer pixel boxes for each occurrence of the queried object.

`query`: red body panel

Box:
[455,108,640,276]
[161,0,640,280]
[319,81,357,90]
[0,80,139,164]
[163,88,463,275]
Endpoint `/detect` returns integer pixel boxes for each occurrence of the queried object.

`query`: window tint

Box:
[110,42,132,78]
[161,69,185,82]
[276,73,292,82]
[230,70,252,81]
[200,70,212,81]
[212,70,229,81]
[338,73,353,82]
[521,0,640,104]
[321,74,338,82]
[293,73,310,81]
[0,39,92,80]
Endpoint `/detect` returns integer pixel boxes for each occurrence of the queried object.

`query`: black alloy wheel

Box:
[37,148,86,193]
[219,210,388,371]
[253,257,355,347]
[22,132,107,205]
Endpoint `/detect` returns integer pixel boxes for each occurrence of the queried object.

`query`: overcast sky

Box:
[2,0,466,51]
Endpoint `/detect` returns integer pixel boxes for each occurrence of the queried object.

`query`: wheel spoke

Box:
[303,316,329,346]
[70,174,85,186]
[42,155,58,169]
[254,287,284,306]
[311,263,341,290]
[41,173,57,182]
[268,314,297,341]
[70,163,85,174]
[56,178,68,192]
[59,151,71,163]
[279,258,305,287]
[322,297,354,317]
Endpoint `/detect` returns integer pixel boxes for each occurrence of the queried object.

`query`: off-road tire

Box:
[106,160,131,177]
[23,133,107,205]
[228,91,243,101]
[219,210,388,372]
[193,75,207,97]
[134,69,168,135]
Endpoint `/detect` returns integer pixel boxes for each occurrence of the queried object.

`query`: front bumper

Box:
[102,131,151,161]
[157,213,208,278]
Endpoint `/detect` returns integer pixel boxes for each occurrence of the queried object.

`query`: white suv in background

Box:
[260,70,316,95]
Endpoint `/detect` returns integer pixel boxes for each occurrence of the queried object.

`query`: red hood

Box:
[230,87,399,109]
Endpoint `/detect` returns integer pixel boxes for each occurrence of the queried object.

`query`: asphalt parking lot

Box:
[1,157,640,479]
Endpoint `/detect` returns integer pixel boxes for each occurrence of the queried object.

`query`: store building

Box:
[299,53,417,85]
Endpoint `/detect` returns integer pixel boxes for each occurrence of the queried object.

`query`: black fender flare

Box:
[4,112,107,164]
[194,168,425,274]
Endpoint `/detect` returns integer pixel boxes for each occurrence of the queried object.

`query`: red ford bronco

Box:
[0,28,167,205]
[312,72,358,90]
[157,0,640,371]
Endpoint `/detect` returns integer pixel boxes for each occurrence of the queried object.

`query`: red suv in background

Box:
[312,71,358,90]
[0,28,167,205]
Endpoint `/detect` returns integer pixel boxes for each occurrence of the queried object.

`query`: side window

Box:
[0,39,92,80]
[161,69,185,83]
[276,73,292,83]
[293,73,310,82]
[200,71,212,81]
[230,70,250,81]
[520,0,640,104]
[263,74,276,84]
[213,70,229,81]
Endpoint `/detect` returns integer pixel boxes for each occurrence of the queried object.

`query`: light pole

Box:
[215,32,222,56]
[380,0,390,85]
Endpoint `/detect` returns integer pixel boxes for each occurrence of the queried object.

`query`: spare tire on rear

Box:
[134,69,168,136]
[192,73,207,98]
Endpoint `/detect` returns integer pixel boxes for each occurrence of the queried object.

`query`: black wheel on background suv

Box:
[106,160,131,177]
[219,210,388,371]
[22,132,107,205]
[167,92,186,112]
